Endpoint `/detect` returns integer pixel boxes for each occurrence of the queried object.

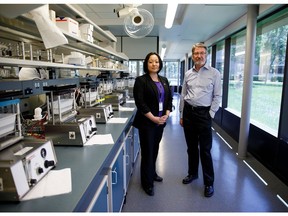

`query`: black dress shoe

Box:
[154,175,163,182]
[204,185,214,197]
[143,187,154,196]
[182,175,198,184]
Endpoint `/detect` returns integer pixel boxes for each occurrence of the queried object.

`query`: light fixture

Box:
[165,3,178,29]
[160,44,166,60]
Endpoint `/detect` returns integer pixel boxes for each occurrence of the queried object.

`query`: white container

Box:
[79,24,94,43]
[49,10,56,23]
[84,91,98,103]
[52,99,73,114]
[79,23,93,34]
[0,113,16,136]
[56,17,79,36]
[80,33,93,43]
[66,52,86,66]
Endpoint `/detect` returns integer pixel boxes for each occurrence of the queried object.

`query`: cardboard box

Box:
[56,17,79,36]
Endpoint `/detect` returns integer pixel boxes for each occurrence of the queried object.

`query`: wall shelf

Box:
[0,4,128,73]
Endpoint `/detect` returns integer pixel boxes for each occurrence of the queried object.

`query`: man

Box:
[179,43,222,197]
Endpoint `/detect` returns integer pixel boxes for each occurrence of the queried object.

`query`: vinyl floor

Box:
[121,94,288,212]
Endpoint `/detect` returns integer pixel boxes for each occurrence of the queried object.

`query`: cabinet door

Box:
[124,127,133,192]
[87,175,108,212]
[133,127,140,163]
[111,147,125,212]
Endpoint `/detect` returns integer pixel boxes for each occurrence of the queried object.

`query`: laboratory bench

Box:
[0,103,139,212]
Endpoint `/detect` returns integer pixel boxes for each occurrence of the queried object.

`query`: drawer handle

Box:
[112,168,118,185]
[125,154,130,165]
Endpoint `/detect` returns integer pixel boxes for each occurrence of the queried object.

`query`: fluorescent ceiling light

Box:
[165,3,178,29]
[160,44,166,60]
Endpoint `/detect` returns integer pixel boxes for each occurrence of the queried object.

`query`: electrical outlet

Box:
[69,131,76,139]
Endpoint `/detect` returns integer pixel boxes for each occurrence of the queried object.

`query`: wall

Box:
[116,36,158,60]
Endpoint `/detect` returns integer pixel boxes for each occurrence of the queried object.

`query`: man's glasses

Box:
[193,52,206,56]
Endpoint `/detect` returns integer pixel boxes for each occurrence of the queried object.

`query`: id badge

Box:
[159,102,163,111]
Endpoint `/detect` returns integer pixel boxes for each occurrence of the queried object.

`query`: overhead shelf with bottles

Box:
[0,4,128,72]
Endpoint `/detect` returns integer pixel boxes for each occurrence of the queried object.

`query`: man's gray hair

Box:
[192,43,207,53]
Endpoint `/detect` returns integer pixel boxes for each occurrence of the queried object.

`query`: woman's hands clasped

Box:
[153,115,169,125]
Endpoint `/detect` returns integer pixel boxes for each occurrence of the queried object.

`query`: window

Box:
[161,61,180,86]
[227,30,246,114]
[180,60,185,88]
[215,41,225,77]
[129,60,180,89]
[206,46,212,66]
[216,41,225,107]
[188,56,192,69]
[128,60,143,77]
[128,61,137,77]
[251,8,288,135]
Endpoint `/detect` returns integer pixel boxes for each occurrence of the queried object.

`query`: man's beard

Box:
[194,60,205,65]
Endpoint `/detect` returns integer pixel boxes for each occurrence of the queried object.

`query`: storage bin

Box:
[84,91,98,103]
[56,17,79,36]
[52,99,73,114]
[0,113,16,136]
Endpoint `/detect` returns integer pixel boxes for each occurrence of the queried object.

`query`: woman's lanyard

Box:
[154,81,165,116]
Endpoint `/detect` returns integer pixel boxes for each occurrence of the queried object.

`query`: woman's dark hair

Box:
[143,52,163,74]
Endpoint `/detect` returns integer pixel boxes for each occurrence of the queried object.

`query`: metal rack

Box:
[44,84,78,124]
[80,80,100,108]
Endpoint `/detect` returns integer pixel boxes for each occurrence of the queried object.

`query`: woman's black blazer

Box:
[132,73,173,129]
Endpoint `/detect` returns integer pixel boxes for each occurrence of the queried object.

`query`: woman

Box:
[133,52,173,196]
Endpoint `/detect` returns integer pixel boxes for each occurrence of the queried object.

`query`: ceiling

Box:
[75,4,248,60]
